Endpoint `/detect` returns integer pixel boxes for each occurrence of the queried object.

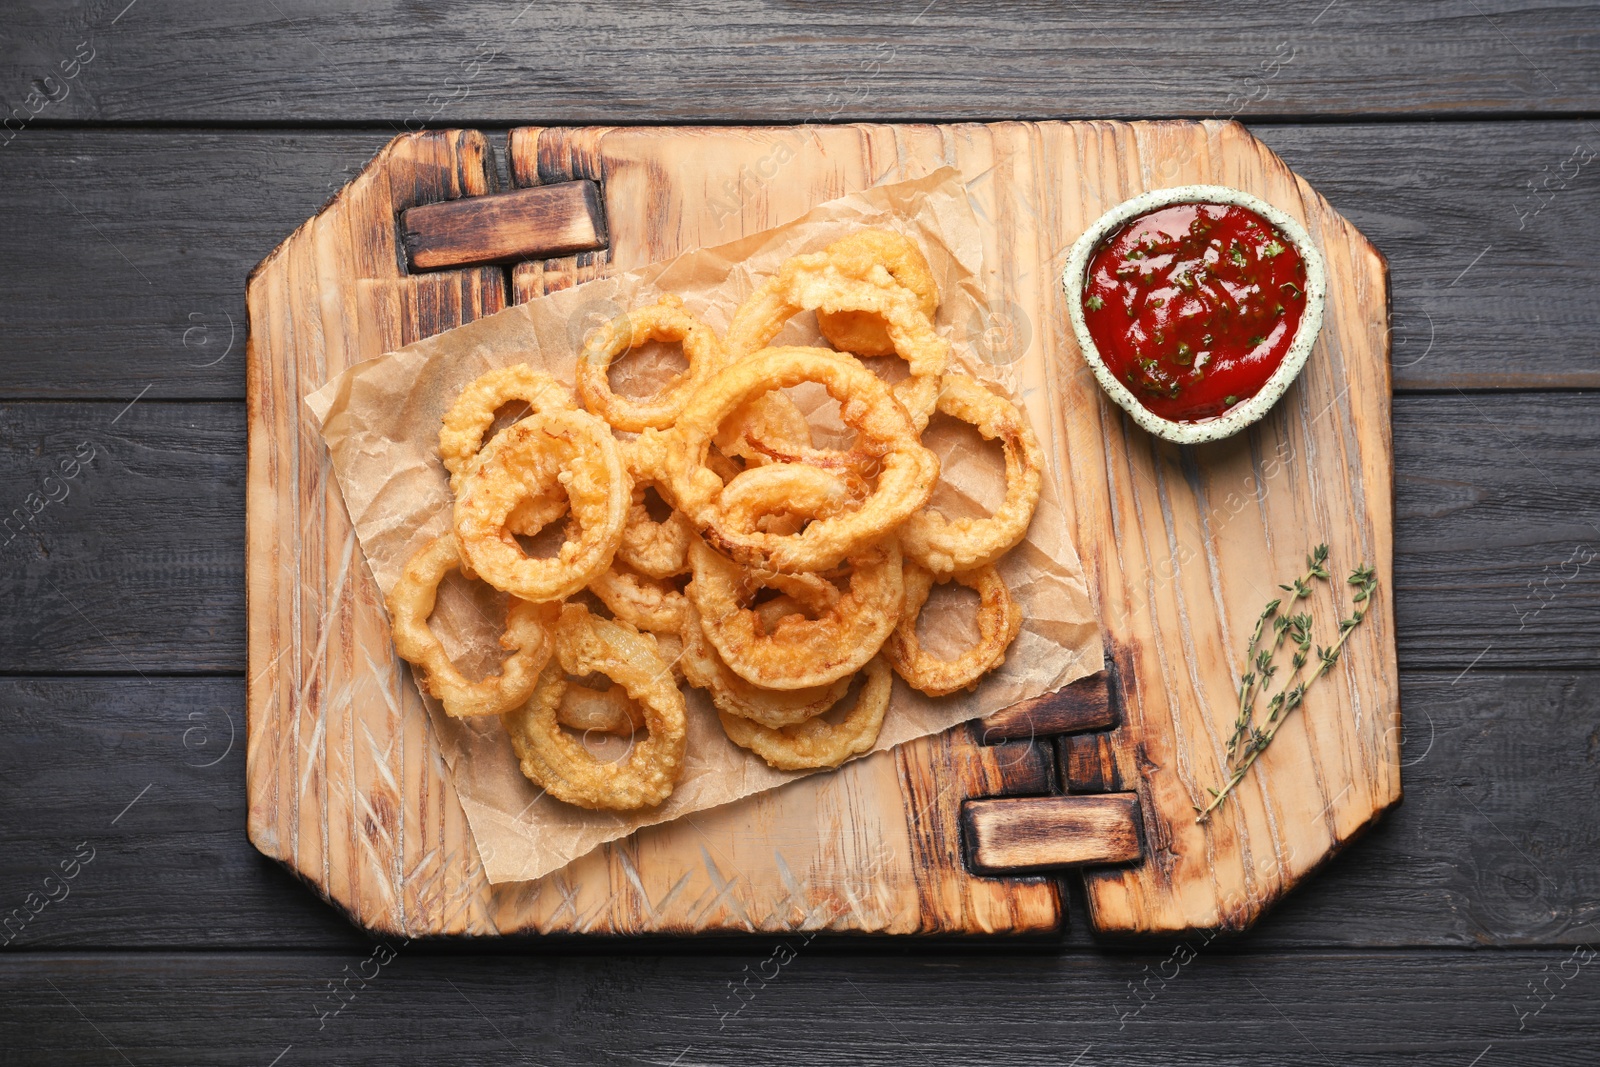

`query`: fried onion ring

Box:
[900,374,1045,575]
[504,491,570,538]
[725,251,948,428]
[575,294,727,432]
[386,534,556,719]
[713,389,814,466]
[615,478,692,579]
[589,562,687,635]
[716,656,892,770]
[884,563,1022,696]
[454,409,631,602]
[686,535,903,690]
[653,347,938,572]
[439,365,575,488]
[815,229,939,358]
[502,604,687,810]
[679,600,851,729]
[714,463,863,537]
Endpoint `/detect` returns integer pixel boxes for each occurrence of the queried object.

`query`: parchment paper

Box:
[305,168,1102,884]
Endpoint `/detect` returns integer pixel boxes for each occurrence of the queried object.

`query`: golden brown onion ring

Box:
[439,365,575,489]
[900,374,1045,575]
[678,600,851,729]
[454,409,631,603]
[713,390,814,467]
[588,562,688,635]
[717,656,892,770]
[386,534,556,719]
[503,492,570,539]
[502,604,687,810]
[615,472,692,580]
[686,536,903,690]
[884,563,1022,696]
[714,463,862,538]
[815,229,939,358]
[726,252,948,428]
[652,347,937,573]
[575,294,726,432]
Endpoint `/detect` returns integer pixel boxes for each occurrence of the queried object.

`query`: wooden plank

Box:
[1,123,1596,401]
[1060,731,1127,794]
[0,129,390,400]
[0,677,369,952]
[0,399,245,673]
[4,669,1595,950]
[3,3,1598,121]
[965,794,1143,872]
[238,118,1410,938]
[1255,123,1600,391]
[400,181,607,269]
[979,671,1114,742]
[506,125,615,305]
[2,949,1596,1064]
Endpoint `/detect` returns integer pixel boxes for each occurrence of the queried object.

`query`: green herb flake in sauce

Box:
[1086,295,1104,311]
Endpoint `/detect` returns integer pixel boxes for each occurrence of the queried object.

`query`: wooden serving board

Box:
[245,121,1398,937]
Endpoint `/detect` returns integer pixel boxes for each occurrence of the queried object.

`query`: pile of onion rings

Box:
[383,228,1044,810]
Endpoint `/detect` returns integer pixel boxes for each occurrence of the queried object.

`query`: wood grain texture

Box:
[245,130,507,941]
[3,950,1597,1066]
[401,181,606,269]
[245,126,1062,938]
[965,794,1143,872]
[3,2,1597,122]
[243,120,1397,937]
[0,399,245,672]
[980,671,1115,742]
[3,122,1596,401]
[5,670,1595,950]
[0,1,1594,1056]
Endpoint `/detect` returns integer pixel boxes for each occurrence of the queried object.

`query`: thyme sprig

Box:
[1197,551,1378,825]
[1223,545,1328,764]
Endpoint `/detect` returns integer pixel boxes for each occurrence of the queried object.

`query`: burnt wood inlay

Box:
[979,669,1115,743]
[1059,731,1128,795]
[401,181,607,270]
[964,794,1144,873]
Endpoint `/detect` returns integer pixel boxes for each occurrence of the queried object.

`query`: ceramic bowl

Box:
[1061,184,1326,445]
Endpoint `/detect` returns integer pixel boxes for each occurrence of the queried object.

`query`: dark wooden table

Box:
[3,3,1598,1063]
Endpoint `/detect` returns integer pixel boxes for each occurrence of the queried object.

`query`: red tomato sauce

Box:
[1082,202,1308,423]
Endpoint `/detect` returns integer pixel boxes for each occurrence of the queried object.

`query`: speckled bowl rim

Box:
[1061,184,1327,445]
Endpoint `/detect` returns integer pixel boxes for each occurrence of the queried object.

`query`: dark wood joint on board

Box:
[1058,731,1127,794]
[979,648,1121,744]
[962,793,1145,875]
[401,181,608,271]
